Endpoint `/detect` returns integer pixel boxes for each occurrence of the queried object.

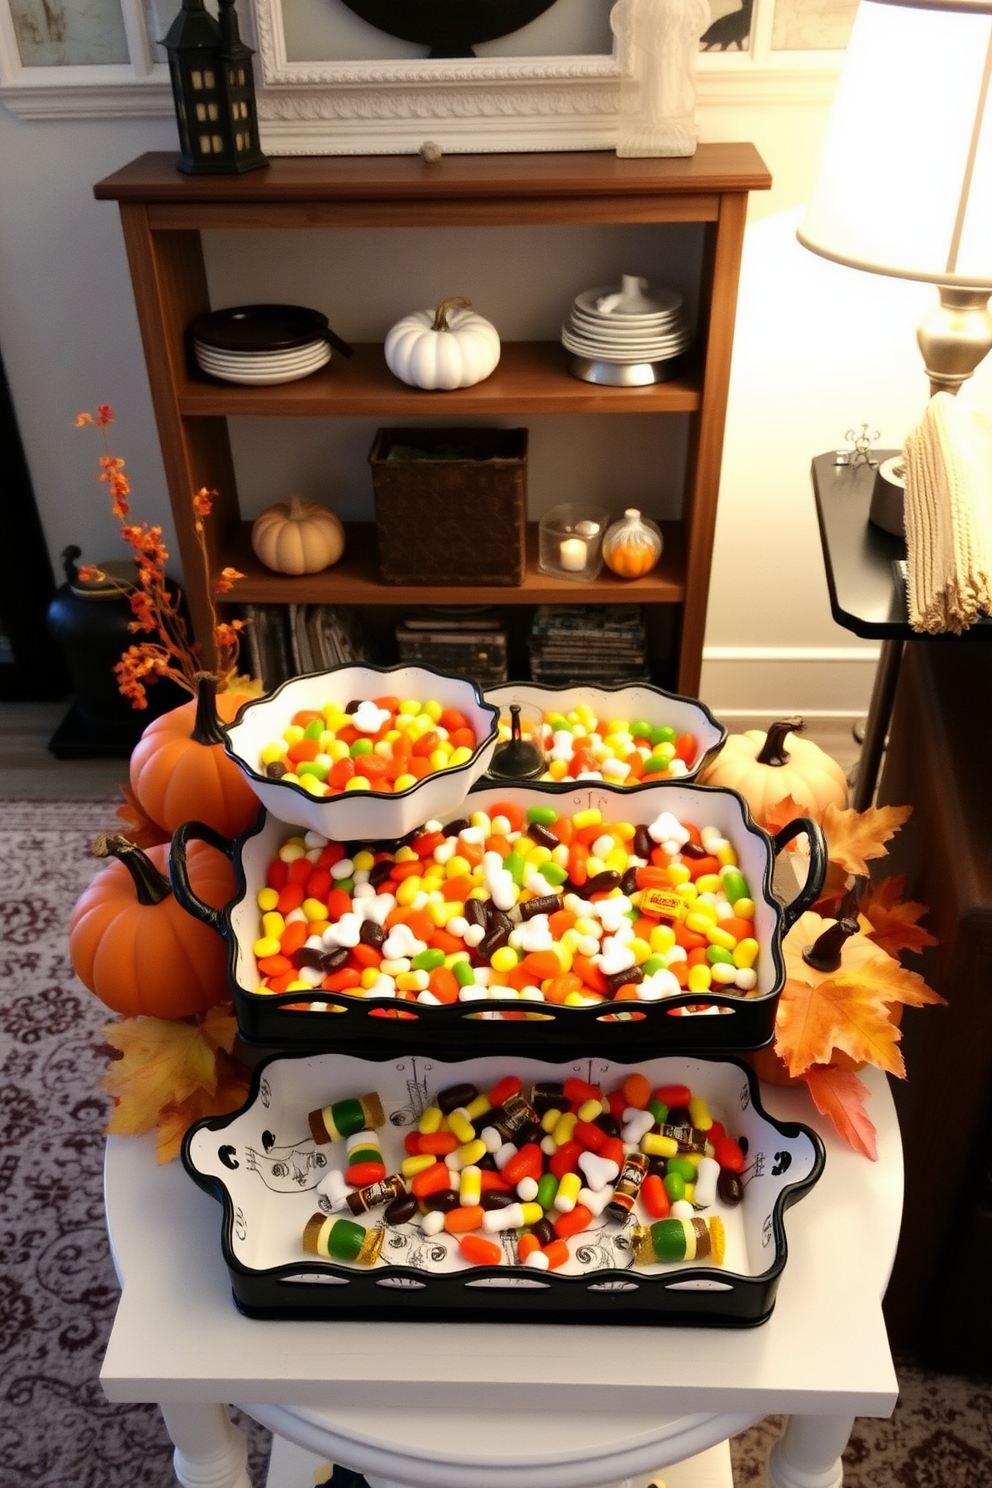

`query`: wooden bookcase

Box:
[94,145,770,696]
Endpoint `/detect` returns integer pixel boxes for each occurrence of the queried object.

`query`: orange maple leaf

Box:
[763,794,813,841]
[775,955,943,1081]
[802,1066,878,1160]
[114,783,170,848]
[859,875,939,958]
[818,801,912,876]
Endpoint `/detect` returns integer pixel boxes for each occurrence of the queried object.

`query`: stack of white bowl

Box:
[190,303,338,386]
[562,275,692,386]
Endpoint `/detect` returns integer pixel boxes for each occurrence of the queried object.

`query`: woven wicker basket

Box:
[369,426,527,585]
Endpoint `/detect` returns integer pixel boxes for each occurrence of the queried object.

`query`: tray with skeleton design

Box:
[182,1051,823,1325]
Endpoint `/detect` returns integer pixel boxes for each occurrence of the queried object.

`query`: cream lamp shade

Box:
[800,0,992,400]
[800,0,992,286]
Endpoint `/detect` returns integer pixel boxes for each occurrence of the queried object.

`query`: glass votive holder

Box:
[489,701,547,780]
[538,503,610,581]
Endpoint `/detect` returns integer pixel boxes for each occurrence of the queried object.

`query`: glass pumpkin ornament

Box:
[602,508,663,579]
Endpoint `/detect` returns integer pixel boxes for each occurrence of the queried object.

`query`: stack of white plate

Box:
[190,303,348,386]
[562,275,692,386]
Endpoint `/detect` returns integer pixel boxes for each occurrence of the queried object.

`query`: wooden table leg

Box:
[160,1401,253,1488]
[851,638,904,810]
[768,1413,855,1488]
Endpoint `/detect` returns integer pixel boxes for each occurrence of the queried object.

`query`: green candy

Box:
[648,1097,669,1125]
[453,959,476,987]
[296,760,329,782]
[412,948,445,972]
[536,1171,559,1210]
[304,718,324,740]
[650,725,677,747]
[630,719,654,739]
[538,861,568,886]
[526,803,560,825]
[325,1217,367,1262]
[350,738,374,757]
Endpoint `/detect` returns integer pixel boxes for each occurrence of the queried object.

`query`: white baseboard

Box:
[700,647,879,716]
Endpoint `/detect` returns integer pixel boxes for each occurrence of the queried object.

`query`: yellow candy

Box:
[343,776,371,792]
[300,775,327,795]
[260,741,289,765]
[353,849,375,872]
[418,1105,443,1134]
[282,724,305,745]
[490,945,520,974]
[256,886,279,912]
[547,759,569,780]
[253,936,282,959]
[394,773,417,792]
[278,840,307,862]
[261,911,285,938]
[734,937,760,969]
[688,963,712,992]
[301,897,327,921]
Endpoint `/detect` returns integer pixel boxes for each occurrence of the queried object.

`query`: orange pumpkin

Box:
[69,832,235,1018]
[129,674,260,839]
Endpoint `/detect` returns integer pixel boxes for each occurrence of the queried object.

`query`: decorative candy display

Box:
[182,1051,825,1322]
[258,696,482,798]
[301,1070,744,1274]
[492,701,700,784]
[250,800,762,1007]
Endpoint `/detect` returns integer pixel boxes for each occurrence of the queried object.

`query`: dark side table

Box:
[811,451,992,807]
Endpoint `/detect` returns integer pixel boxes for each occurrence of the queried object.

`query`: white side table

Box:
[102,1068,902,1488]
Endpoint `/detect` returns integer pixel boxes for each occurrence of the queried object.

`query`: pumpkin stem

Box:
[191,672,228,747]
[432,296,472,332]
[836,876,865,922]
[756,717,805,768]
[286,495,306,522]
[802,917,859,973]
[93,832,172,906]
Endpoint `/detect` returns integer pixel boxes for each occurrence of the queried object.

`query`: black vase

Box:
[46,545,188,728]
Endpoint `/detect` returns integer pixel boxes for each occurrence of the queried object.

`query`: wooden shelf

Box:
[179,343,702,418]
[96,146,769,695]
[224,520,686,607]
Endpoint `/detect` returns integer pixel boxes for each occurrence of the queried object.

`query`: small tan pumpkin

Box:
[699,717,848,828]
[251,496,345,576]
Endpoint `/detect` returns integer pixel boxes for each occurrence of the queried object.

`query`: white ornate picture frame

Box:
[252,1,624,156]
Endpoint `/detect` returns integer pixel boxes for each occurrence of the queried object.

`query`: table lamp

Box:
[798,0,992,532]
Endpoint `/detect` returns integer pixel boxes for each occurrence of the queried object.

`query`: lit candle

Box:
[559,536,588,572]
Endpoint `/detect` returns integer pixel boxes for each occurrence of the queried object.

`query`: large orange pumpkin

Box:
[129,674,260,839]
[69,832,235,1017]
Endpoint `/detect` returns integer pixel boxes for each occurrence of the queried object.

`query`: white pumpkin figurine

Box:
[251,496,345,576]
[384,296,501,391]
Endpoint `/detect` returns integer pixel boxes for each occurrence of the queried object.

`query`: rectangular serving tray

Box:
[182,1052,824,1327]
[183,782,823,1060]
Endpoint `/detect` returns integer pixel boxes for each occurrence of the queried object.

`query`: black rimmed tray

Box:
[171,781,825,1061]
[182,1051,825,1325]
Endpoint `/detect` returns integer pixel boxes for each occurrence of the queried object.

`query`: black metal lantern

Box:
[163,0,268,175]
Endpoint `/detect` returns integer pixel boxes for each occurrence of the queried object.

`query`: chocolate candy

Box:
[308,1091,386,1145]
[302,1214,384,1265]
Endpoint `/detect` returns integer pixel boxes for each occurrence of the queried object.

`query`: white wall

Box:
[3,81,975,716]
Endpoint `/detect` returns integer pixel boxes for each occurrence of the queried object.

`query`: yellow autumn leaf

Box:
[818,801,912,876]
[155,1064,250,1164]
[102,1014,231,1136]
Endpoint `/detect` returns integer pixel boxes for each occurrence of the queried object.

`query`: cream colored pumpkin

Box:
[384,296,501,391]
[251,497,345,576]
[699,717,848,828]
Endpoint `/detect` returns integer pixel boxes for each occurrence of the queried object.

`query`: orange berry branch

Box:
[76,404,246,707]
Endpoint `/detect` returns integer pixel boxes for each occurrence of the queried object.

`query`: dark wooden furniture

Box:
[875,643,992,1372]
[94,146,771,696]
[811,452,992,808]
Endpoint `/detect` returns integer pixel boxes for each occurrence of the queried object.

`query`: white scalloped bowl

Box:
[224,663,499,840]
[484,681,727,784]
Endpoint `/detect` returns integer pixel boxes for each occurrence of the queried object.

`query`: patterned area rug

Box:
[2,798,991,1487]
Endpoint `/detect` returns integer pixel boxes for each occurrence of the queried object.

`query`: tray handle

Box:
[170,819,236,935]
[770,817,827,933]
